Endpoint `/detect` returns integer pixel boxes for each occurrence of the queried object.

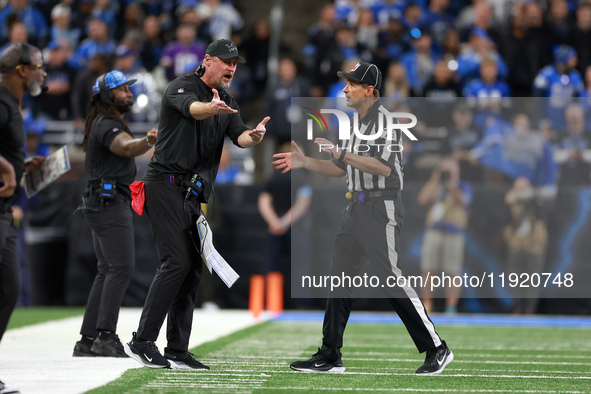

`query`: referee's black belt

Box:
[348,189,399,203]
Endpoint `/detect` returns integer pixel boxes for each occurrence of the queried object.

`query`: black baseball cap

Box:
[337,62,382,90]
[206,39,246,63]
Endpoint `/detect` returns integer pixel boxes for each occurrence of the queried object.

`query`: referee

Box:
[73,70,158,358]
[273,62,453,375]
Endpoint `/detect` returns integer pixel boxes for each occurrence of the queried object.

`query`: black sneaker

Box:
[416,340,454,375]
[164,348,210,371]
[0,380,20,394]
[124,332,170,369]
[290,349,346,373]
[73,341,98,357]
[91,334,128,358]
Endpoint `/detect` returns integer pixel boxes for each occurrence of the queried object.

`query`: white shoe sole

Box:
[168,360,210,371]
[123,343,170,369]
[417,350,454,375]
[290,366,346,373]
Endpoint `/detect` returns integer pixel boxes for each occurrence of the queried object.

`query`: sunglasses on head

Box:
[15,43,45,71]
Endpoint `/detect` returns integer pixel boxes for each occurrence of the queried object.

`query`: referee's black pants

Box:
[80,195,135,337]
[320,196,442,361]
[0,206,18,343]
[136,180,202,353]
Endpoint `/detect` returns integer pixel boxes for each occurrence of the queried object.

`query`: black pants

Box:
[320,196,442,361]
[137,180,202,352]
[0,208,18,342]
[80,196,135,337]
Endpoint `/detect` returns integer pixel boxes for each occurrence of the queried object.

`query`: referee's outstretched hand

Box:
[210,89,238,115]
[272,141,304,173]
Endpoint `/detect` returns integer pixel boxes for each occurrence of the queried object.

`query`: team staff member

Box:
[273,62,453,375]
[0,43,46,394]
[124,39,269,369]
[73,70,158,358]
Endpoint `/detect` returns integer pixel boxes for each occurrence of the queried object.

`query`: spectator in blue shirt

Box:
[399,26,440,96]
[403,2,424,30]
[0,21,27,55]
[0,0,48,47]
[419,0,454,50]
[375,18,410,71]
[49,4,81,51]
[457,27,507,83]
[68,18,117,71]
[533,45,585,131]
[463,57,511,129]
[554,103,591,185]
[370,0,406,28]
[90,0,119,33]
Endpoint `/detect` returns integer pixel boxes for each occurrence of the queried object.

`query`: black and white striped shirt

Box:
[333,100,404,192]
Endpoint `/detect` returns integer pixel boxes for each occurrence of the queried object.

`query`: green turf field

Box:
[87,319,591,393]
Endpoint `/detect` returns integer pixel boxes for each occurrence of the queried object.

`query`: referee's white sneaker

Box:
[416,340,454,375]
[290,349,346,373]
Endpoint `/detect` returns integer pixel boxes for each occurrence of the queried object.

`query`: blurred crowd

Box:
[1,0,591,187]
[2,0,590,315]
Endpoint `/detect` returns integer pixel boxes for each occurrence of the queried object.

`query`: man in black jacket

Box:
[124,39,270,370]
[0,42,46,394]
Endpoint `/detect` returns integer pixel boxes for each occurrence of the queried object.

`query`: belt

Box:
[347,190,399,203]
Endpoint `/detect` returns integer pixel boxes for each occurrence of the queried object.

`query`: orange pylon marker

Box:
[249,275,265,318]
[266,272,284,315]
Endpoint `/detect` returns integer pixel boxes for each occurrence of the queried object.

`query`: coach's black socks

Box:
[80,335,95,347]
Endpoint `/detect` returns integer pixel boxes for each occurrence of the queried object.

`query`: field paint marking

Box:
[202,361,591,375]
[170,368,591,380]
[157,369,591,380]
[343,351,591,360]
[203,355,591,366]
[228,388,585,393]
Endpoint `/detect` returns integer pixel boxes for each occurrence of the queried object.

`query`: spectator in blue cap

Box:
[73,69,158,358]
[533,45,584,130]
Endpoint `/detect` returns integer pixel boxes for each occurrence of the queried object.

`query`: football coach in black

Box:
[273,62,453,375]
[124,39,269,369]
[0,43,46,393]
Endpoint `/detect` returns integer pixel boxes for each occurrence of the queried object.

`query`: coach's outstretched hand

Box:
[248,116,270,143]
[238,116,269,148]
[210,89,238,115]
[273,141,305,173]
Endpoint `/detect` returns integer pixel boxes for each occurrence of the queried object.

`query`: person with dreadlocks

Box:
[72,70,157,358]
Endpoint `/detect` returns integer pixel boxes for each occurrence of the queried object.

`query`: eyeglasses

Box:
[16,63,46,72]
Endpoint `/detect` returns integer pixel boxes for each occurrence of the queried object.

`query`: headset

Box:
[97,74,114,103]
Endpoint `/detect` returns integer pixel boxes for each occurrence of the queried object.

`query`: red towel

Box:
[129,181,145,216]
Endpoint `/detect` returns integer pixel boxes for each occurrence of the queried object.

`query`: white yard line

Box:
[0,308,264,394]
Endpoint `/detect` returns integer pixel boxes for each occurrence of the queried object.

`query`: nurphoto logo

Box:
[304,106,418,154]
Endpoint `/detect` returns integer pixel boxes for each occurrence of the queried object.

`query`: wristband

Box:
[337,150,346,162]
[146,136,155,147]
